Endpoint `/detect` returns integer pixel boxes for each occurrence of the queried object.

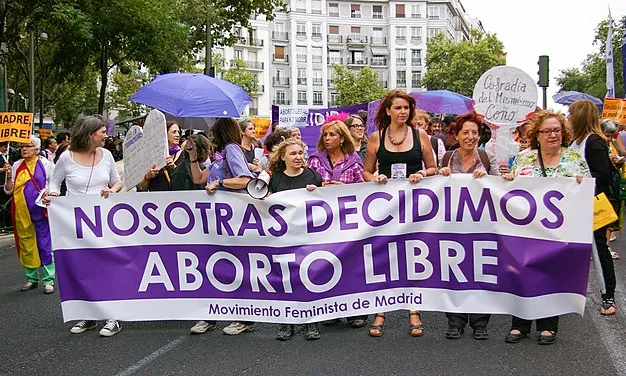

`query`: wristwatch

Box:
[218,179,224,187]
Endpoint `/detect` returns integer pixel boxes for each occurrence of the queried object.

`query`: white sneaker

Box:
[99,319,122,337]
[190,321,216,334]
[222,322,255,335]
[70,320,97,334]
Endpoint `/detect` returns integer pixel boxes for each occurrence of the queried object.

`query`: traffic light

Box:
[538,55,549,87]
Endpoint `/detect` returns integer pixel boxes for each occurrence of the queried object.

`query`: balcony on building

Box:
[313,78,323,86]
[272,77,290,87]
[412,13,422,18]
[273,98,290,105]
[329,11,339,17]
[296,54,307,63]
[297,99,307,105]
[295,7,306,13]
[370,37,387,45]
[396,58,406,67]
[296,31,307,38]
[235,36,263,48]
[327,57,343,65]
[313,99,324,106]
[346,34,368,47]
[351,10,361,18]
[249,107,259,116]
[411,36,423,44]
[312,32,323,39]
[327,34,343,44]
[397,81,407,88]
[411,80,421,88]
[371,57,388,67]
[396,36,406,43]
[252,84,265,93]
[373,11,383,19]
[297,77,307,85]
[272,54,289,63]
[244,61,264,70]
[347,57,368,66]
[272,31,289,40]
[412,59,422,67]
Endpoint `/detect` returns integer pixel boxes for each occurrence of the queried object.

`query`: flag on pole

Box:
[606,8,615,98]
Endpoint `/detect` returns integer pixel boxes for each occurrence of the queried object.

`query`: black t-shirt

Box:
[269,168,323,193]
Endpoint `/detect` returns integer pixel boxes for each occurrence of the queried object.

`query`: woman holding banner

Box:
[438,112,499,340]
[363,89,437,338]
[138,121,182,191]
[267,138,323,340]
[503,110,589,345]
[46,115,123,337]
[196,118,257,336]
[568,100,617,317]
[4,135,55,294]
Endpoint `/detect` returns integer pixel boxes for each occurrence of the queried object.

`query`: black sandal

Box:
[537,330,557,345]
[601,298,617,316]
[368,314,385,337]
[409,311,424,337]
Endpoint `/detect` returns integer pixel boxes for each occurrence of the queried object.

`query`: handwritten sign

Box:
[0,112,33,143]
[278,105,308,128]
[37,129,52,139]
[250,117,271,138]
[122,109,168,190]
[602,98,626,123]
[473,66,538,126]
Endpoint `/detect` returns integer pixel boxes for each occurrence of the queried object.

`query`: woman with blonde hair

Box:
[413,110,445,167]
[568,99,617,316]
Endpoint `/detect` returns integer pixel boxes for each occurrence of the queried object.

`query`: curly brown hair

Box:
[525,110,570,150]
[374,89,416,131]
[268,138,308,173]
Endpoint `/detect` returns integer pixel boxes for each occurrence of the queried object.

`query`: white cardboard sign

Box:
[278,105,308,128]
[123,109,168,190]
[473,66,538,126]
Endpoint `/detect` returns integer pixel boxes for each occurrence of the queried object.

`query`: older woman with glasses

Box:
[503,110,589,345]
[4,136,55,294]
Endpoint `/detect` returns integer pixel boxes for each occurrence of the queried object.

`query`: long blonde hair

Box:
[268,138,308,173]
[569,99,605,143]
[316,120,356,153]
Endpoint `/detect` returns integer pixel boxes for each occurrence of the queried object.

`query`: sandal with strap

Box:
[368,314,385,337]
[537,330,557,345]
[601,298,617,316]
[409,311,424,337]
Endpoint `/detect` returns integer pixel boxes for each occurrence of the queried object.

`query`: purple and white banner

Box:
[49,176,594,323]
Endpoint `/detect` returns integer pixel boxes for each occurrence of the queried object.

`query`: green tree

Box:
[214,54,258,98]
[557,16,625,99]
[332,65,387,106]
[106,68,149,120]
[422,29,506,96]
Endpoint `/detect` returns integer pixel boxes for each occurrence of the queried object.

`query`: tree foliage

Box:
[332,65,387,106]
[557,16,625,99]
[423,29,506,97]
[106,67,149,120]
[214,54,258,98]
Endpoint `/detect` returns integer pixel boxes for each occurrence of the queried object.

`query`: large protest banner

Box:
[602,98,626,123]
[49,175,594,323]
[0,112,33,143]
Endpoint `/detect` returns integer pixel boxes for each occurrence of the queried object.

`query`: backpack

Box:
[441,149,491,173]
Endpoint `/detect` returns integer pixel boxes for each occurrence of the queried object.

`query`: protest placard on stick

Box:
[0,112,33,143]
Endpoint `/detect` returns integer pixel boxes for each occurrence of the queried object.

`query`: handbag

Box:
[593,192,618,231]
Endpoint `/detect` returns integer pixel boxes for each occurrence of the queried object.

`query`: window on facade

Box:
[411,27,422,41]
[395,4,405,18]
[312,24,322,38]
[396,26,406,41]
[313,70,323,86]
[298,90,308,105]
[329,50,341,64]
[427,28,442,41]
[312,47,323,63]
[351,4,361,18]
[311,0,322,14]
[411,49,422,65]
[329,25,339,34]
[297,69,307,85]
[234,50,243,59]
[296,23,306,37]
[329,2,339,16]
[330,92,338,105]
[276,91,286,103]
[351,26,361,34]
[297,46,307,62]
[412,72,422,87]
[373,5,383,19]
[313,91,323,105]
[428,6,440,19]
[396,49,406,66]
[397,71,406,87]
[411,4,421,18]
[274,46,285,59]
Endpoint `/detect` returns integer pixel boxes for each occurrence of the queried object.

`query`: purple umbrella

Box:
[130,73,252,118]
[410,90,474,114]
[553,91,603,110]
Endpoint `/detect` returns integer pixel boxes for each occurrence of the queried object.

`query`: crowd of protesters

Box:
[5,90,620,345]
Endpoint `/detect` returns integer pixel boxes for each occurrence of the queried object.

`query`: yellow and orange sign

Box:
[602,99,626,123]
[38,129,52,139]
[0,112,33,143]
[251,117,271,139]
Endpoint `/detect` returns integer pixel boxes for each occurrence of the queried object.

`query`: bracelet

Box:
[189,159,198,163]
[416,170,426,178]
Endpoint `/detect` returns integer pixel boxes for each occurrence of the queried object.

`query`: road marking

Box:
[115,335,187,376]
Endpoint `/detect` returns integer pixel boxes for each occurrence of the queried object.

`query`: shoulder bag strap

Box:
[536,148,548,178]
[477,149,491,174]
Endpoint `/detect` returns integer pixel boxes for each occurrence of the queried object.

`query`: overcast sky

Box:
[462,0,626,110]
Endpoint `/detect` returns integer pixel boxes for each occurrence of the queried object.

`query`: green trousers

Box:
[24,263,55,285]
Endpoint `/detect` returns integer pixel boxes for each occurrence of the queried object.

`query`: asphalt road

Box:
[1,235,626,376]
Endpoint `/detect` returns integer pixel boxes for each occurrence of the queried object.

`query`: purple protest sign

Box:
[49,176,594,323]
[106,119,116,137]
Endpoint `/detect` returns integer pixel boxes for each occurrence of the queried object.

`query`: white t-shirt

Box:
[50,148,121,196]
[569,134,590,159]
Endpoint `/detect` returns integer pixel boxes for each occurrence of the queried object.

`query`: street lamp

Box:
[6,88,14,111]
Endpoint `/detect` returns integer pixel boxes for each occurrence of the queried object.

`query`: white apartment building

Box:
[213,0,482,117]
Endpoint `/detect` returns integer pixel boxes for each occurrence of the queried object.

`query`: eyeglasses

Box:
[350,124,365,129]
[538,128,562,135]
[19,144,35,148]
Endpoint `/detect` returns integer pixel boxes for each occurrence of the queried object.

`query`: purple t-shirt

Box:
[208,143,255,191]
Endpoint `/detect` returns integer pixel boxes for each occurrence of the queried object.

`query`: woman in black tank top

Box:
[362,89,437,338]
